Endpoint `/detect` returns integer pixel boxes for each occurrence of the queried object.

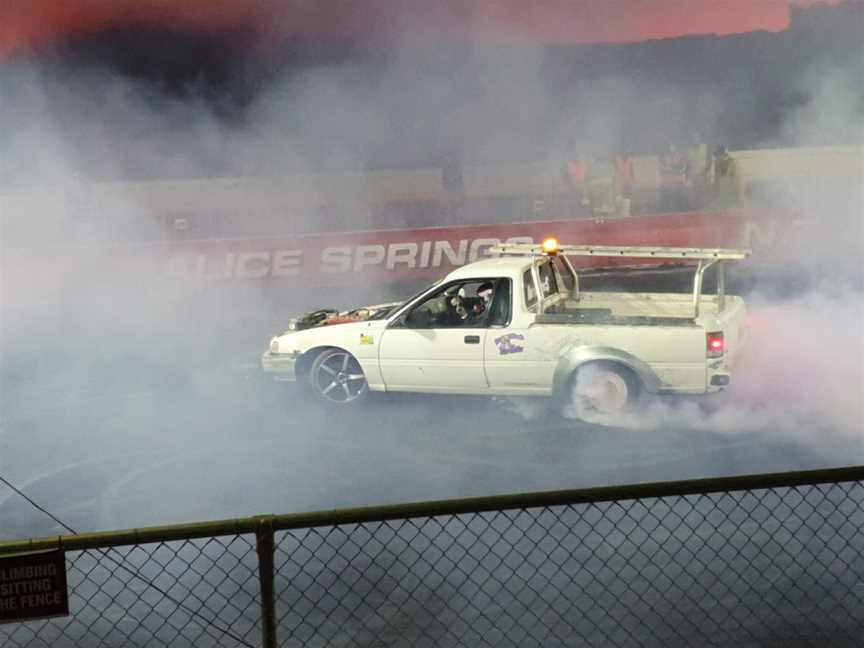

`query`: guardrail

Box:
[2,465,862,647]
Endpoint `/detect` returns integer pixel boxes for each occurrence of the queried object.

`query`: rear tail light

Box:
[707,331,725,358]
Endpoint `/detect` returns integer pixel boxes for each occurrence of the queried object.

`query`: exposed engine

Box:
[286,303,401,331]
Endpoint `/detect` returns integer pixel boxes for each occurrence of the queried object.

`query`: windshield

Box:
[382,279,443,319]
[367,304,400,320]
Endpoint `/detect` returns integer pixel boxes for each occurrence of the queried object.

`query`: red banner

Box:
[2,209,785,318]
[137,210,757,284]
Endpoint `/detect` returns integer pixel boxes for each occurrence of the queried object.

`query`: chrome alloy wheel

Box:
[311,350,368,404]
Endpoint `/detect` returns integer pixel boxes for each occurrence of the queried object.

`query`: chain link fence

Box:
[2,466,863,647]
[2,535,261,647]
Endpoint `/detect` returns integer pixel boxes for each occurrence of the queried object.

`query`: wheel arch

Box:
[551,345,662,403]
[296,345,345,378]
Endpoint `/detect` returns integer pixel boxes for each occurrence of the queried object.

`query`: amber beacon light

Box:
[542,237,559,254]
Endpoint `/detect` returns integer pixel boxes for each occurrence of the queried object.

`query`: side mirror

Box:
[405,309,431,329]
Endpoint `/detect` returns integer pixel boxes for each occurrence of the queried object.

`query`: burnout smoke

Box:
[554,289,864,452]
[0,2,862,539]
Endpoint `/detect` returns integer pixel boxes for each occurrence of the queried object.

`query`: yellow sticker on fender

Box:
[360,334,374,345]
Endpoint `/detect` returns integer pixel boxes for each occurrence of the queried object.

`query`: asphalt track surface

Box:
[2,264,862,536]
[1,300,863,647]
[1,361,863,648]
[1,266,862,647]
[1,353,859,541]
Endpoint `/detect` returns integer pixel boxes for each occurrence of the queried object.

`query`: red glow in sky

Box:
[0,0,838,60]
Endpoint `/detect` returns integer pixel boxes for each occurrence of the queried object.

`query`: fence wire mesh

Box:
[2,475,863,647]
[273,483,864,647]
[1,535,260,648]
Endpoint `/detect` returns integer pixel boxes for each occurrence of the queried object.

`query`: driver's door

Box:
[378,279,499,393]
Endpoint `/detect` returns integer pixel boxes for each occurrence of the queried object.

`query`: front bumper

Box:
[261,352,297,382]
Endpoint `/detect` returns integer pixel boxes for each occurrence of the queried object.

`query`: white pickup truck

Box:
[262,240,749,417]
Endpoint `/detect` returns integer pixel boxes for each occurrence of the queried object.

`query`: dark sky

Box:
[1,1,861,180]
[1,0,816,59]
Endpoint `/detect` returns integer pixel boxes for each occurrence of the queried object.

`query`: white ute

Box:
[262,239,750,417]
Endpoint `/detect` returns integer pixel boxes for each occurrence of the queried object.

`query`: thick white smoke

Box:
[1,5,863,539]
[555,289,864,446]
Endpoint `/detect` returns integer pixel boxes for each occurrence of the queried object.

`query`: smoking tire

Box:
[567,361,641,421]
[309,348,369,405]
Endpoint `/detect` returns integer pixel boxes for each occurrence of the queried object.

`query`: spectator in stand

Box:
[658,144,688,212]
[711,145,741,208]
[561,152,589,216]
[614,151,635,216]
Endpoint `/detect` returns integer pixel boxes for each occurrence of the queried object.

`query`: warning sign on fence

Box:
[0,550,69,624]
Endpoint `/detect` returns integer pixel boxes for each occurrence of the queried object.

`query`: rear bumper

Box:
[261,352,297,382]
[664,389,729,413]
[709,373,730,387]
[706,368,731,391]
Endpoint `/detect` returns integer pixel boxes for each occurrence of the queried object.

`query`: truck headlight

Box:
[270,338,280,354]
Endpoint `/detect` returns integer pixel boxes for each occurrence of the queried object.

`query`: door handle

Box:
[464,335,480,344]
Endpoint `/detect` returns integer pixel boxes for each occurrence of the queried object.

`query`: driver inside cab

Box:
[448,281,495,324]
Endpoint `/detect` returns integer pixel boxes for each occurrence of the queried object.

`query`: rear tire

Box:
[308,349,369,405]
[566,361,641,421]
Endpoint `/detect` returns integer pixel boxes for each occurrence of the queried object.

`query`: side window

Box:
[405,279,503,328]
[523,269,538,310]
[537,261,559,298]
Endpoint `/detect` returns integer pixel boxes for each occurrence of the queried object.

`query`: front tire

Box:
[566,361,640,421]
[309,349,369,405]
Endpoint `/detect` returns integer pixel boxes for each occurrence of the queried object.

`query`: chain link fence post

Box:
[255,516,277,648]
